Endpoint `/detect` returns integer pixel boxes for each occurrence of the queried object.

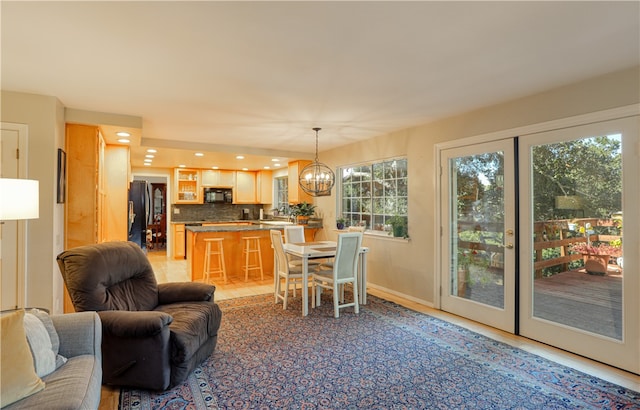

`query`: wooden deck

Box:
[533,269,622,340]
[461,267,623,340]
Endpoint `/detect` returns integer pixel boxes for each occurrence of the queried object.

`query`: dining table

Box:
[282,240,369,316]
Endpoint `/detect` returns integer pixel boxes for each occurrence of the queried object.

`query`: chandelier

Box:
[299,127,335,197]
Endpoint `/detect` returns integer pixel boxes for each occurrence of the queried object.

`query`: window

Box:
[339,158,408,233]
[275,176,288,212]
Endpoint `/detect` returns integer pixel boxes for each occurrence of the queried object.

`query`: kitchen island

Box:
[185,222,321,282]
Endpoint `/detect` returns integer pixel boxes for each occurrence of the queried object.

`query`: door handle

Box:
[501,243,514,249]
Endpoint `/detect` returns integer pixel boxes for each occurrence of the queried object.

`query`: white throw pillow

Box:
[27,308,67,369]
[23,313,57,377]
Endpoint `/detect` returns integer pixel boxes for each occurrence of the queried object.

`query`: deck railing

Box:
[457,218,622,278]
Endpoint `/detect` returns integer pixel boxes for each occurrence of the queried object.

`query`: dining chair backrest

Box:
[284,225,305,243]
[334,232,362,281]
[270,230,289,273]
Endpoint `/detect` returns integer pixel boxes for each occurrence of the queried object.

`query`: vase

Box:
[582,253,609,275]
[296,216,309,225]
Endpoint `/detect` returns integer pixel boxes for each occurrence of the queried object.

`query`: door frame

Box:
[435,105,639,373]
[1,122,30,309]
[435,104,639,310]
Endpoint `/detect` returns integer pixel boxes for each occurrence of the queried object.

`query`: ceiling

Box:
[2,2,638,171]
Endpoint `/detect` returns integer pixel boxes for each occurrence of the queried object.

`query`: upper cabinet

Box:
[234,171,256,203]
[201,169,234,187]
[256,170,273,204]
[288,160,313,204]
[175,168,201,203]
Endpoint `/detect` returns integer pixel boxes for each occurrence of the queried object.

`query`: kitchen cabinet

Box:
[234,171,256,203]
[175,168,200,203]
[173,223,185,259]
[287,160,313,204]
[65,123,105,249]
[201,169,234,187]
[65,123,129,312]
[256,170,273,204]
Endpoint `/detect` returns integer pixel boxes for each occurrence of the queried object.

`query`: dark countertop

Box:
[185,222,322,232]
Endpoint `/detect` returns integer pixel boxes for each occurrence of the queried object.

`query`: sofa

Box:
[0,309,102,409]
[57,241,223,390]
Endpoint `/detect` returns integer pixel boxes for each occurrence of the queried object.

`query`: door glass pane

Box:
[450,152,505,308]
[531,135,622,340]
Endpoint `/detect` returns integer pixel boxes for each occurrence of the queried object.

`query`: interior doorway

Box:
[131,175,169,253]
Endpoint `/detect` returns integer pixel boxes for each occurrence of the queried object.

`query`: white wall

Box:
[1,90,65,313]
[319,66,640,306]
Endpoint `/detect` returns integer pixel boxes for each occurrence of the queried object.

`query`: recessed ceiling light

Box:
[116,131,130,137]
[195,152,204,157]
[179,164,186,168]
[274,163,281,167]
[211,166,219,170]
[242,167,248,171]
[117,138,130,143]
[143,163,151,166]
[144,159,152,163]
[145,154,154,158]
[263,166,270,169]
[271,158,279,162]
[147,149,157,153]
[236,155,244,160]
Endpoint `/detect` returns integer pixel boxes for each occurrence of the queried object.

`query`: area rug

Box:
[120,294,639,409]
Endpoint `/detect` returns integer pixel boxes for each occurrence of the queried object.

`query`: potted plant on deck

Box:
[571,241,621,275]
[290,202,316,225]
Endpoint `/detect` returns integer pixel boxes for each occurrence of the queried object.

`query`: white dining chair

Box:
[284,225,305,243]
[270,230,303,310]
[311,232,362,318]
[284,225,321,273]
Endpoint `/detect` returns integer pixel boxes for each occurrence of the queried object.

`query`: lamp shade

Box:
[0,178,39,220]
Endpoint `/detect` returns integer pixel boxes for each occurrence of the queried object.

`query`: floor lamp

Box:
[0,178,39,221]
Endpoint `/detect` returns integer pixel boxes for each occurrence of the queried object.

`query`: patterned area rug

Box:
[120,294,639,409]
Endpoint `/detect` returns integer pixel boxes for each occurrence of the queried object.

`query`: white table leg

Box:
[302,258,309,316]
[360,252,368,305]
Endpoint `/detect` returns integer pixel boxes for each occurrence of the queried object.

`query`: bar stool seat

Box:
[203,238,227,283]
[242,236,264,281]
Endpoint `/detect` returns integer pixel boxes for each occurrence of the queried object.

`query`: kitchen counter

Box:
[185,223,322,282]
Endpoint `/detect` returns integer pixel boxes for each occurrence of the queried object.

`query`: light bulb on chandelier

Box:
[299,127,335,197]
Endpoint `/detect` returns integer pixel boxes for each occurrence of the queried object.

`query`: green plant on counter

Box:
[290,202,316,217]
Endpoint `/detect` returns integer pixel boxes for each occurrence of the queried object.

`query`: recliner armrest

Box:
[157,282,215,304]
[98,310,173,338]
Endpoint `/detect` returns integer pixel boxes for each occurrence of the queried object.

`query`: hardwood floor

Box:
[99,250,639,409]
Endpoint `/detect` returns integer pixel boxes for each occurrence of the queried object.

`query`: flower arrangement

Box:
[571,241,621,257]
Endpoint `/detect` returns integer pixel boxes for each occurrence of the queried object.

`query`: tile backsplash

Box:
[171,204,264,222]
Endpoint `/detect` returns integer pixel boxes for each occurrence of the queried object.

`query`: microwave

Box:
[203,188,233,204]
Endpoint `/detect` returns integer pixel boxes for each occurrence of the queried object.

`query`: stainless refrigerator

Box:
[128,180,152,251]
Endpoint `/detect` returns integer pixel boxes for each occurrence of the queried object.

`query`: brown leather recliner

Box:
[57,241,222,391]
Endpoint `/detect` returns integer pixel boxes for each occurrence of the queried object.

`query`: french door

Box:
[440,115,639,374]
[440,139,516,333]
[519,116,639,373]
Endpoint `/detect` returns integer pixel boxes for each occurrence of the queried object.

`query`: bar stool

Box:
[242,236,264,281]
[203,238,227,283]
